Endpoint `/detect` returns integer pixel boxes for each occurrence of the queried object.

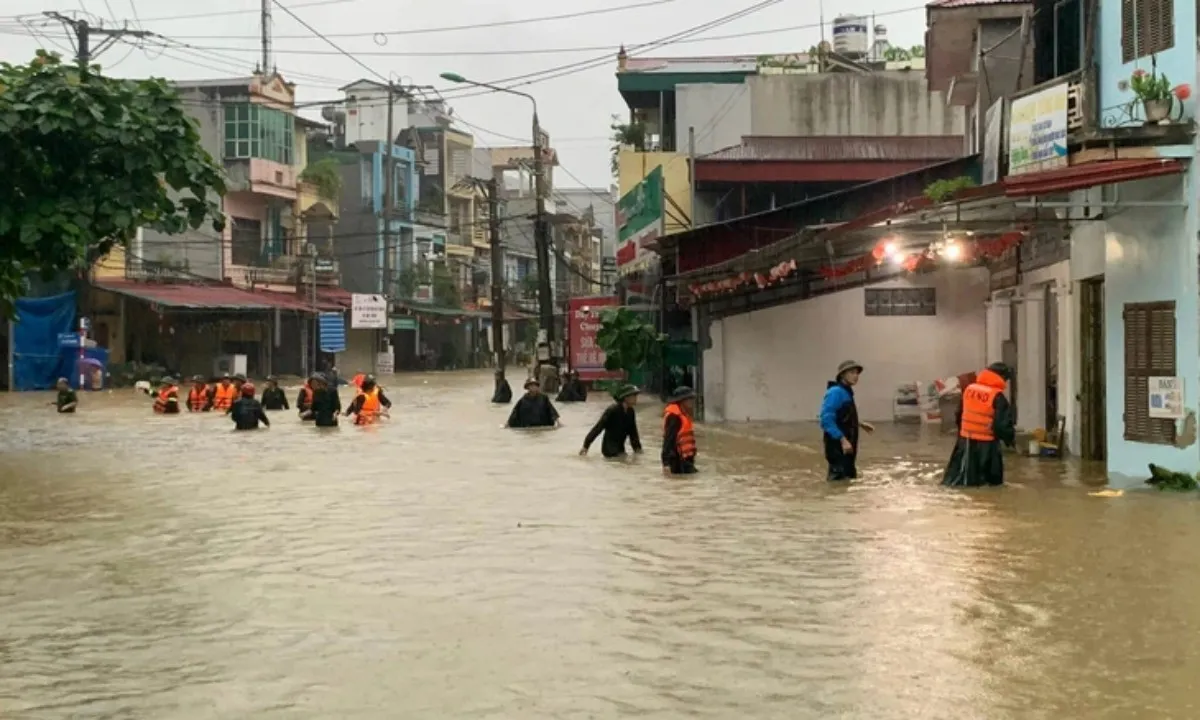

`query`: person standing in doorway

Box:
[819,360,875,481]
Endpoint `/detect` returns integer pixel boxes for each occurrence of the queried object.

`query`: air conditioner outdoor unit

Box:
[213,354,248,378]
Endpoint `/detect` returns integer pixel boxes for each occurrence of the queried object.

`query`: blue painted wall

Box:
[1102,170,1200,482]
[1098,0,1197,126]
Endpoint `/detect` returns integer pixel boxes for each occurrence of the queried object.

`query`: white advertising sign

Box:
[376,350,395,375]
[1148,376,1184,419]
[350,293,388,329]
[1008,83,1068,176]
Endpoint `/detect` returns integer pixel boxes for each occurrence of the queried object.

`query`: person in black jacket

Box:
[260,376,289,411]
[228,383,270,430]
[580,384,642,458]
[491,369,512,404]
[506,378,560,428]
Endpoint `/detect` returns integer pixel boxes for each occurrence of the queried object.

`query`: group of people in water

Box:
[495,368,699,476]
[819,358,1016,487]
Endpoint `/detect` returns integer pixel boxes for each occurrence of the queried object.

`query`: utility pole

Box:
[43,13,153,71]
[531,114,556,365]
[260,0,273,74]
[487,178,506,378]
[380,83,397,376]
[310,247,318,377]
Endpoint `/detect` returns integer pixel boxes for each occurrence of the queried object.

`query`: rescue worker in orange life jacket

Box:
[153,376,181,414]
[345,377,391,424]
[662,386,698,475]
[942,362,1016,487]
[231,373,247,395]
[351,372,366,393]
[211,373,238,411]
[187,375,212,412]
[297,374,318,420]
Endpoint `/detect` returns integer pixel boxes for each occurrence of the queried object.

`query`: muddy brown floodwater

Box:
[2,371,1200,719]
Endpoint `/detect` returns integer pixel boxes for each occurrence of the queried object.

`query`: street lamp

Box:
[440,71,557,366]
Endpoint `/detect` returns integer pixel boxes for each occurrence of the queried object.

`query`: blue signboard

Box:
[319,312,347,353]
[58,332,80,348]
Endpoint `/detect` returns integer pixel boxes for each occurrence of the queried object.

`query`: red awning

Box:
[1004,158,1185,198]
[94,280,343,312]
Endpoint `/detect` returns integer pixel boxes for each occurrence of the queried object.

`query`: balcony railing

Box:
[229,253,340,287]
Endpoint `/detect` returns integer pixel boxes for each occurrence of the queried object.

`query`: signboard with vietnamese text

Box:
[615,167,663,276]
[568,296,624,381]
[350,293,387,329]
[1007,83,1068,176]
[1148,376,1185,419]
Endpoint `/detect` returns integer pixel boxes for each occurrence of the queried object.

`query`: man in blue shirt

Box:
[819,360,875,481]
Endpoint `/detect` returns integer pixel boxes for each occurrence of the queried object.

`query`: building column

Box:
[1019,290,1047,432]
[984,296,1010,365]
[1056,280,1080,455]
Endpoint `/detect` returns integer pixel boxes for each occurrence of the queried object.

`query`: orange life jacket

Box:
[187,384,209,411]
[959,369,1007,441]
[300,384,314,408]
[352,373,365,388]
[212,383,236,410]
[663,403,697,460]
[153,385,178,414]
[356,388,381,425]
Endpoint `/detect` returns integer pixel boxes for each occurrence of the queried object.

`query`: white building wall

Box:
[713,268,989,423]
[675,83,753,155]
[702,318,727,421]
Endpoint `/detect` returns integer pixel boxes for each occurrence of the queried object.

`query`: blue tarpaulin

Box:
[11,292,110,391]
[13,292,76,391]
[319,312,347,353]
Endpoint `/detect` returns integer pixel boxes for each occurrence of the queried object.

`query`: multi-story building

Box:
[135,73,340,292]
[556,187,614,295]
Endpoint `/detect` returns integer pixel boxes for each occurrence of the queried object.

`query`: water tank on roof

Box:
[832,14,869,58]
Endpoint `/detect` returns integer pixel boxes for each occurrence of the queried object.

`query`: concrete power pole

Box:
[43,13,152,71]
[487,178,506,378]
[380,83,397,375]
[531,114,556,365]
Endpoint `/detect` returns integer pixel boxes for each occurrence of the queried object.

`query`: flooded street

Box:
[3,370,1200,719]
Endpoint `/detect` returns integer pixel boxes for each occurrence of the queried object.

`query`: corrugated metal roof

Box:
[928,0,1028,7]
[699,136,965,162]
[94,280,341,312]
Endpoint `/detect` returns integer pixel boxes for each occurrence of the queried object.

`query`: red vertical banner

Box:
[568,296,623,381]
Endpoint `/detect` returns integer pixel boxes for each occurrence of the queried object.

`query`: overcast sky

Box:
[1,0,930,188]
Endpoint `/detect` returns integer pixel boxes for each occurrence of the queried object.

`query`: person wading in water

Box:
[260,376,289,411]
[228,382,270,430]
[53,377,78,413]
[819,360,875,481]
[309,373,343,428]
[345,377,392,425]
[187,375,212,412]
[506,378,560,428]
[492,369,513,404]
[153,377,181,415]
[580,384,642,458]
[942,362,1015,487]
[211,374,237,412]
[662,386,698,475]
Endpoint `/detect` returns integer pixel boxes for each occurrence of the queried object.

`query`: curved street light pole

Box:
[440,73,557,368]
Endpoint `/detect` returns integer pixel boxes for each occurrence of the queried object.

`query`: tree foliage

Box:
[596,306,665,374]
[299,156,343,201]
[0,51,226,309]
[610,114,646,176]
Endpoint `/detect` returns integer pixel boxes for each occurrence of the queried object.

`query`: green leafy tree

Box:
[609,114,646,176]
[0,51,226,310]
[298,157,343,201]
[595,306,665,375]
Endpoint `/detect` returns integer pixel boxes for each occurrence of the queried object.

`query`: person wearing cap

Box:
[152,376,181,414]
[556,369,588,403]
[505,377,560,429]
[580,384,642,458]
[260,376,289,411]
[491,369,513,404]
[297,374,319,419]
[52,377,78,413]
[186,375,212,412]
[228,382,270,430]
[943,362,1016,487]
[231,373,247,395]
[305,373,343,427]
[820,360,875,481]
[662,386,699,475]
[211,373,237,411]
[345,376,392,425]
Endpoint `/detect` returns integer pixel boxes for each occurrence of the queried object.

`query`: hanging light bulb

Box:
[883,240,898,258]
[943,241,962,261]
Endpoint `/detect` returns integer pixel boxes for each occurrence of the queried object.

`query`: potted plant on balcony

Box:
[1129,57,1191,124]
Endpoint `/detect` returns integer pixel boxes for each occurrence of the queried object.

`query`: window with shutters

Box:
[1121,0,1174,63]
[864,287,937,316]
[1123,301,1177,444]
